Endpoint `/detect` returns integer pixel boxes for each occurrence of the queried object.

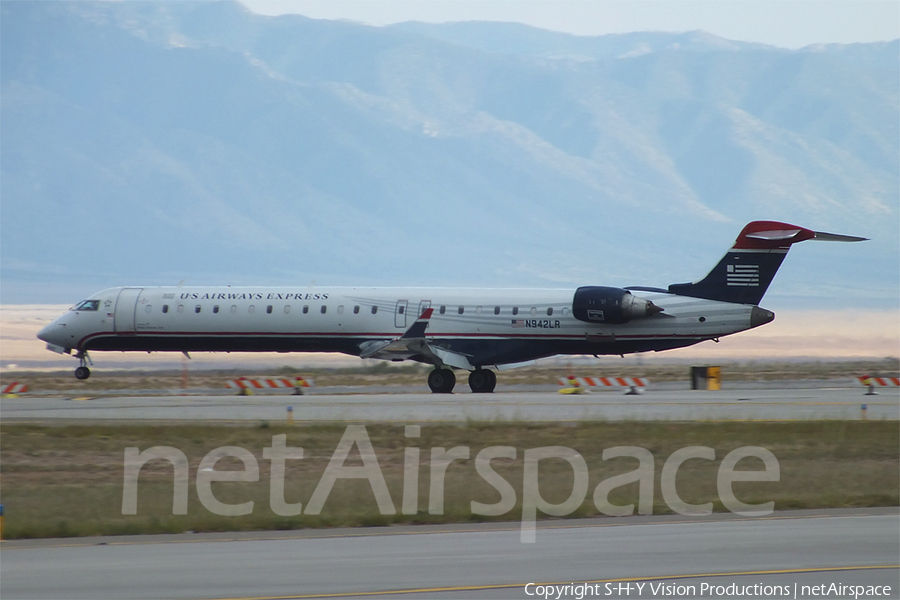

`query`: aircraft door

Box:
[395,300,408,328]
[114,288,143,333]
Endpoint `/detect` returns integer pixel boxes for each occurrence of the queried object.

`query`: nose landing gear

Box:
[74,351,92,380]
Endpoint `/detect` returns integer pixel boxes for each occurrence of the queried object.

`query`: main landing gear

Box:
[74,351,92,380]
[427,368,455,394]
[427,368,496,394]
[468,368,496,393]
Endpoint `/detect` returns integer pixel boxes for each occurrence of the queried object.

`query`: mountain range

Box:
[1,1,897,312]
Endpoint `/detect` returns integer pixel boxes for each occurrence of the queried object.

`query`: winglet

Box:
[400,308,433,339]
[359,307,474,370]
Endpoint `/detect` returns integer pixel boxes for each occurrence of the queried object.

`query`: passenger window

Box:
[177,305,184,313]
[162,305,169,314]
[353,306,360,314]
[213,305,220,314]
[267,305,273,314]
[371,306,378,315]
[338,305,344,315]
[230,305,237,314]
[458,306,465,315]
[195,305,201,313]
[476,306,483,315]
[494,306,500,315]
[249,305,256,314]
[145,305,152,314]
[439,306,446,315]
[398,305,405,315]
[284,305,291,314]
[321,305,327,314]
[512,307,519,315]
[547,307,553,316]
[562,307,570,316]
[303,306,309,314]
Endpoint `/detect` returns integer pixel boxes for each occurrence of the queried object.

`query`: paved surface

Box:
[2,382,897,422]
[2,508,897,599]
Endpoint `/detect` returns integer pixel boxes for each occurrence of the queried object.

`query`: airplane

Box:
[37,220,865,393]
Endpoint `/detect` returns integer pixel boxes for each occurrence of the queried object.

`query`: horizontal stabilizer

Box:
[812,231,869,243]
[744,229,805,242]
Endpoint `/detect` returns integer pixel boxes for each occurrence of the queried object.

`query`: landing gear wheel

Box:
[428,368,456,394]
[468,369,496,393]
[74,351,93,380]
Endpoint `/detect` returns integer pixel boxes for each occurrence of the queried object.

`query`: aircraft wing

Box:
[358,309,474,370]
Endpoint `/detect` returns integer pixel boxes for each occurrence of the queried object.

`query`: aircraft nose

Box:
[37,321,68,348]
[37,323,53,342]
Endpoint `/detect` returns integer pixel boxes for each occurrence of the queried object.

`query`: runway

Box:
[2,383,897,599]
[2,508,897,599]
[2,382,897,422]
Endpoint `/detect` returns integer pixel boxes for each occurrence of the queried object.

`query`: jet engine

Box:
[572,286,663,324]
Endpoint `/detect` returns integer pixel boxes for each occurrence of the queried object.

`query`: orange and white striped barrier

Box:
[1,382,28,396]
[858,376,899,396]
[558,376,648,395]
[227,377,313,395]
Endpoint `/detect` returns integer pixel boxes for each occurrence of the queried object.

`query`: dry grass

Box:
[1,421,896,539]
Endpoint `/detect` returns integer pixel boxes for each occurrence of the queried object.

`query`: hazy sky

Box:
[240,0,900,49]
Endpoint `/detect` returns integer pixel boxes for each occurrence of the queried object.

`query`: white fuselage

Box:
[38,285,765,367]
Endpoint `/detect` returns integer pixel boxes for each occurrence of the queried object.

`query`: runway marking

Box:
[203,565,900,599]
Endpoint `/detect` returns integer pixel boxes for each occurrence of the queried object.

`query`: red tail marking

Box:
[732,221,816,250]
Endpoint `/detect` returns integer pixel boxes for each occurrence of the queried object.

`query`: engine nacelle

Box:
[572,286,663,324]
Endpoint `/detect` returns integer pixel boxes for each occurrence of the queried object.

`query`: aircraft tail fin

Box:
[667,221,867,305]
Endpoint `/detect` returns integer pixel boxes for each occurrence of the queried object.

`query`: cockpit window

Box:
[72,300,100,311]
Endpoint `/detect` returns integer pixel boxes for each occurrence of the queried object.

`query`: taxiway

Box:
[2,508,897,599]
